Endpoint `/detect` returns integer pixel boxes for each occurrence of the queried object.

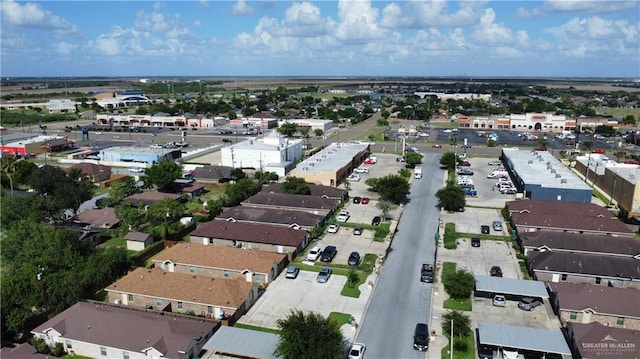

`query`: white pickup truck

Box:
[414,166,423,179]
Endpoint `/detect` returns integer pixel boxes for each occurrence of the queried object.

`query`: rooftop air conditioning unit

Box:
[528,160,533,164]
[561,179,567,184]
[550,169,556,174]
[556,174,562,178]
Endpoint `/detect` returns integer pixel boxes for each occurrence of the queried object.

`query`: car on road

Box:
[492,221,503,231]
[481,225,491,234]
[130,167,145,173]
[353,196,362,204]
[490,266,503,277]
[336,211,350,222]
[371,216,382,226]
[306,246,322,261]
[431,144,442,148]
[222,138,232,143]
[348,251,361,266]
[361,197,370,204]
[471,237,481,247]
[327,224,340,233]
[518,297,543,311]
[353,227,363,236]
[488,160,502,166]
[493,294,506,307]
[460,144,472,149]
[348,342,366,359]
[320,246,337,262]
[413,323,429,351]
[316,267,332,283]
[285,265,299,279]
[113,135,121,139]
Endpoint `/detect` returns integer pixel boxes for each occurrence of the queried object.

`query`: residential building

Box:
[74,207,119,229]
[567,322,639,359]
[152,242,288,285]
[549,282,640,330]
[502,148,592,202]
[106,267,258,322]
[519,231,640,258]
[288,142,370,186]
[527,251,640,289]
[263,182,348,200]
[189,220,309,255]
[216,206,326,230]
[241,191,339,215]
[220,131,303,176]
[72,163,112,183]
[31,301,218,359]
[193,165,234,183]
[508,199,634,237]
[122,192,183,207]
[124,231,154,251]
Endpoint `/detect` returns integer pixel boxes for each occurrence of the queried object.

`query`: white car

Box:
[336,211,350,222]
[488,160,502,166]
[327,224,340,233]
[306,246,322,261]
[502,348,519,359]
[94,131,103,135]
[417,132,429,138]
[130,167,144,173]
[348,342,366,359]
[346,175,361,182]
[353,167,369,174]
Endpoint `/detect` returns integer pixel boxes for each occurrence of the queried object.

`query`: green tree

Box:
[107,176,140,204]
[404,151,423,166]
[436,183,466,211]
[274,310,344,359]
[365,174,410,204]
[347,269,360,287]
[223,178,262,206]
[1,156,18,195]
[281,176,311,195]
[442,269,475,299]
[314,129,324,137]
[141,161,182,190]
[442,310,472,338]
[376,200,395,219]
[278,122,298,137]
[230,168,246,182]
[439,152,457,170]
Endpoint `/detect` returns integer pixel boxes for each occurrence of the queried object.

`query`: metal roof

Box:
[475,275,549,298]
[203,325,279,359]
[478,322,572,355]
[502,148,590,190]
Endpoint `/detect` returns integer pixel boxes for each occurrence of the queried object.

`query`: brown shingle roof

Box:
[106,267,253,309]
[31,301,217,356]
[263,183,347,199]
[122,192,182,206]
[72,163,112,177]
[153,242,287,274]
[124,231,153,242]
[549,282,640,318]
[190,221,307,247]
[521,231,640,257]
[528,251,640,280]
[242,192,337,212]
[193,166,233,181]
[216,206,325,228]
[508,199,633,235]
[75,207,119,228]
[571,322,640,357]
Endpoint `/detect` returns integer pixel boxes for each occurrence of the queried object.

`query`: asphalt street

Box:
[355,153,443,358]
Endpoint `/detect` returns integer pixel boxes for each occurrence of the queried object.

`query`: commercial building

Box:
[288,142,370,186]
[220,131,303,176]
[94,146,182,167]
[508,113,570,132]
[278,119,334,132]
[502,148,592,203]
[95,113,222,129]
[0,135,71,156]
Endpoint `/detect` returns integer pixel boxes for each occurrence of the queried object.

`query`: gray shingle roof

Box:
[548,282,640,318]
[216,206,325,228]
[475,275,549,298]
[242,192,338,212]
[528,251,640,280]
[521,231,640,257]
[477,322,571,354]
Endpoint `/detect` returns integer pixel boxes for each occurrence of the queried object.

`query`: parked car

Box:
[285,265,300,279]
[353,227,363,236]
[354,167,369,174]
[457,168,474,175]
[327,224,340,233]
[348,251,361,266]
[492,221,503,231]
[371,216,382,226]
[361,197,370,204]
[336,211,350,222]
[316,267,332,283]
[501,188,517,195]
[348,343,366,359]
[478,345,495,359]
[518,297,543,311]
[396,157,405,162]
[353,196,362,204]
[320,246,337,262]
[413,323,429,351]
[481,225,490,234]
[471,237,481,247]
[488,160,502,166]
[502,348,519,359]
[130,167,144,173]
[493,294,506,307]
[431,144,442,148]
[306,246,322,261]
[490,266,503,277]
[347,174,361,182]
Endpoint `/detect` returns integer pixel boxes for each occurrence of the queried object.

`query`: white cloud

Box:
[233,0,253,16]
[285,2,323,26]
[1,0,78,34]
[381,0,482,28]
[334,0,386,42]
[134,11,171,33]
[53,42,78,55]
[95,32,122,56]
[516,0,637,18]
[546,16,636,41]
[493,47,523,58]
[473,8,514,45]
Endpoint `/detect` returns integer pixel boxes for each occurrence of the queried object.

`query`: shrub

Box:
[51,342,66,357]
[453,338,469,352]
[32,338,50,354]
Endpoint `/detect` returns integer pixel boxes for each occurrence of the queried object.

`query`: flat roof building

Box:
[220,131,303,176]
[502,148,592,203]
[289,142,369,186]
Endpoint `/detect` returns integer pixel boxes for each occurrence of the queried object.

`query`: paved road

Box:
[355,153,443,358]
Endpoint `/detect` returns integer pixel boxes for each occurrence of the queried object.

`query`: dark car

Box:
[518,297,543,311]
[471,237,481,247]
[371,216,382,226]
[490,266,503,277]
[413,323,429,351]
[222,138,232,143]
[320,246,337,262]
[353,227,363,236]
[478,345,495,359]
[348,251,361,266]
[353,196,362,204]
[481,225,491,234]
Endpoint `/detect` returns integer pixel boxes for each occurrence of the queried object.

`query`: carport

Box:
[474,275,549,299]
[477,322,572,357]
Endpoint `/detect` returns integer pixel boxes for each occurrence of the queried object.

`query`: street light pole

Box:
[450,318,454,359]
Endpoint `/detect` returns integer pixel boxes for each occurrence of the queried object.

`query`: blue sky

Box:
[1,0,638,78]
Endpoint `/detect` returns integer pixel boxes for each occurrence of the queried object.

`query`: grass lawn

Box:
[440,333,476,359]
[295,253,378,298]
[234,322,280,334]
[334,221,391,242]
[443,297,472,311]
[328,312,353,327]
[595,106,640,119]
[443,223,458,249]
[100,237,126,249]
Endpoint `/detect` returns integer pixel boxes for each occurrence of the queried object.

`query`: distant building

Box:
[288,142,370,186]
[48,99,76,113]
[220,131,303,176]
[279,119,334,132]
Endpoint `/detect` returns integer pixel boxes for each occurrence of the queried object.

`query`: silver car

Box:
[316,267,332,283]
[492,221,503,231]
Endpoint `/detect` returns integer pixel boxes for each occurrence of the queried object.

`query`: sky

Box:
[1,0,639,78]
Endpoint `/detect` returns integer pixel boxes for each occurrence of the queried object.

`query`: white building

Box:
[509,113,569,132]
[220,131,303,176]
